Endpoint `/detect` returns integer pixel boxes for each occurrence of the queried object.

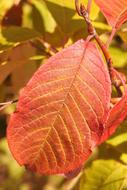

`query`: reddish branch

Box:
[75,0,124,96]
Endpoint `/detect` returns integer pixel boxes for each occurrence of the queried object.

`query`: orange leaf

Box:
[7,40,111,175]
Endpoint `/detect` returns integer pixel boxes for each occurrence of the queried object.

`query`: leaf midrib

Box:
[32,41,88,165]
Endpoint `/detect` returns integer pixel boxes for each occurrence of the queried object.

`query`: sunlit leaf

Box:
[118,29,127,44]
[120,153,127,164]
[106,121,127,154]
[44,0,99,36]
[46,0,99,21]
[1,26,41,43]
[109,47,127,68]
[30,0,56,34]
[93,22,111,31]
[7,40,111,175]
[0,0,14,18]
[44,0,76,35]
[80,160,127,190]
[0,138,24,179]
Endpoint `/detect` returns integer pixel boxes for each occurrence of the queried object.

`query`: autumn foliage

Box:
[0,0,127,186]
[7,0,127,177]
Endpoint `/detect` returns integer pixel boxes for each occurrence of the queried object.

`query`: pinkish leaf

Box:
[100,92,127,143]
[95,0,127,29]
[7,40,111,175]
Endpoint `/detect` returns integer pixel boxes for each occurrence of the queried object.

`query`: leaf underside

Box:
[95,0,127,29]
[7,40,111,175]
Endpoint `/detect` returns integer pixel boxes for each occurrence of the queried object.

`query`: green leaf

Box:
[93,21,111,31]
[107,133,127,147]
[80,160,127,190]
[0,138,24,179]
[84,0,100,20]
[30,0,56,34]
[106,121,127,154]
[24,0,99,46]
[44,0,99,36]
[109,47,127,68]
[118,29,127,44]
[0,0,14,18]
[29,0,86,46]
[120,153,127,164]
[22,3,34,29]
[0,35,12,51]
[44,0,75,35]
[44,0,76,11]
[1,26,41,43]
[45,0,99,21]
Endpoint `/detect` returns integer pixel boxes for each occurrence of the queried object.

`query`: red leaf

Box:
[7,40,111,175]
[95,0,127,29]
[2,4,23,27]
[100,92,127,143]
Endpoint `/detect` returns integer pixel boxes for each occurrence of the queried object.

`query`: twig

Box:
[75,0,123,96]
[37,38,58,55]
[30,37,58,58]
[29,41,51,57]
[0,99,18,112]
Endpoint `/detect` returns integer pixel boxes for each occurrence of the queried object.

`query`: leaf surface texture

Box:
[95,0,127,29]
[7,40,111,174]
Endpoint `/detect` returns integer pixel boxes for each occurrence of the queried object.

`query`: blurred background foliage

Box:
[0,0,127,189]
